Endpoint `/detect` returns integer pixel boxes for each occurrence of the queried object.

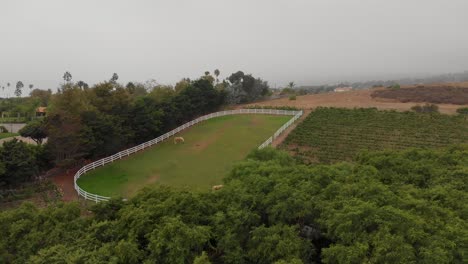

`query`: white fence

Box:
[74,109,303,202]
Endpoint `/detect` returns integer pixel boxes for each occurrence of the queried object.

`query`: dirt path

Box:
[52,167,79,202]
[272,110,311,147]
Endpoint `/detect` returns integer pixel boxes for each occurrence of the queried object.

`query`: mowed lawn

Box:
[77,114,290,197]
[0,133,19,139]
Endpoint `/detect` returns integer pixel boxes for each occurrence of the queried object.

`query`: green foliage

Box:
[456,107,468,120]
[0,96,43,122]
[247,224,310,264]
[193,251,212,264]
[411,103,439,113]
[0,132,18,139]
[225,71,270,104]
[19,119,47,145]
[46,78,225,162]
[280,87,295,95]
[389,83,401,90]
[0,139,39,187]
[289,95,297,100]
[0,146,467,263]
[29,89,52,106]
[283,107,468,164]
[0,180,60,204]
[77,115,290,196]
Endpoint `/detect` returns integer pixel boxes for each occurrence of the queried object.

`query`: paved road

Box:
[0,123,26,133]
[0,136,45,145]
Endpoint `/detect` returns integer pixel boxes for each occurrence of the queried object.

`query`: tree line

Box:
[1,70,271,188]
[0,146,466,263]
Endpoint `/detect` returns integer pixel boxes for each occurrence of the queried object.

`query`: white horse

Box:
[174,137,185,144]
[212,184,224,191]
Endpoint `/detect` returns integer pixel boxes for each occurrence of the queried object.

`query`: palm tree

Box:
[214,69,220,84]
[63,71,72,83]
[6,83,10,98]
[15,81,24,97]
[288,82,295,89]
[29,84,34,90]
[110,73,119,83]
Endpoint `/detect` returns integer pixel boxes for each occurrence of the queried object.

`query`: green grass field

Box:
[77,114,290,197]
[0,133,18,140]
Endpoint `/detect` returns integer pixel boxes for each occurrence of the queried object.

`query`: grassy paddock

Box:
[0,133,19,140]
[77,114,290,197]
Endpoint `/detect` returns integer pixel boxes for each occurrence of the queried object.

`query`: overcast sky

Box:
[1,0,468,93]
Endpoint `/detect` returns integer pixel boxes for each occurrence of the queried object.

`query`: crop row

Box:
[281,108,468,164]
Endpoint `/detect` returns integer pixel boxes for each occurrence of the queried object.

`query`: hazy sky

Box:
[1,0,468,93]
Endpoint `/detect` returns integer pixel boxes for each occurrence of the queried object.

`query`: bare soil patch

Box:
[371,86,468,105]
[190,122,233,151]
[242,84,468,114]
[52,167,80,202]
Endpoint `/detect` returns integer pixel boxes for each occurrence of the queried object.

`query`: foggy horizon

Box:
[1,0,468,93]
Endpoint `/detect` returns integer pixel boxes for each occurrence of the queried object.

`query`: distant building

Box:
[334,87,353,92]
[36,107,47,117]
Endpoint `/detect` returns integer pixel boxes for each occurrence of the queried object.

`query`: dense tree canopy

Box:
[1,146,466,263]
[0,139,50,188]
[225,71,270,104]
[45,78,225,163]
[19,119,47,145]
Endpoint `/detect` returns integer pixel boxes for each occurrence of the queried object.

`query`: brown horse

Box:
[174,137,185,144]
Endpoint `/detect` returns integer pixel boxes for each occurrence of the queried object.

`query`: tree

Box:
[288,82,295,89]
[214,69,220,83]
[456,107,468,120]
[15,81,24,97]
[110,73,119,83]
[63,71,72,83]
[174,78,191,93]
[19,119,47,145]
[77,81,89,90]
[30,89,52,106]
[29,84,34,90]
[247,224,310,264]
[225,71,270,104]
[147,217,210,263]
[202,72,215,84]
[0,139,38,186]
[411,103,439,113]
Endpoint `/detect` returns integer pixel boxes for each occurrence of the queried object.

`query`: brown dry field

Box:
[244,82,468,114]
[371,83,468,105]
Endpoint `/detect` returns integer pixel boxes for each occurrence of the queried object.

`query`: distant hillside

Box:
[299,70,468,93]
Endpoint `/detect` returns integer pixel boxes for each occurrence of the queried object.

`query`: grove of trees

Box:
[45,77,225,166]
[0,139,50,188]
[0,146,466,263]
[224,71,270,104]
